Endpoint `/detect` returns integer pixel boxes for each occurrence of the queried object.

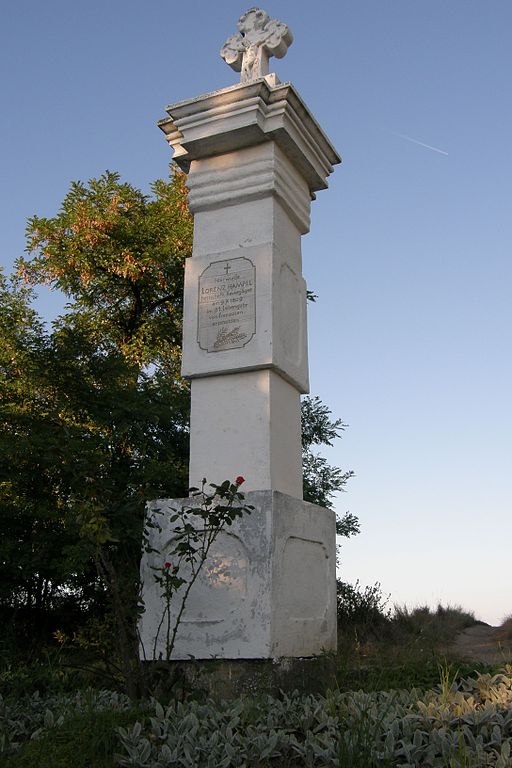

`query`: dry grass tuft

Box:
[498,614,512,642]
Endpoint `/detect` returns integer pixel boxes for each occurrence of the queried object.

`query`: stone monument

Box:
[139,8,341,662]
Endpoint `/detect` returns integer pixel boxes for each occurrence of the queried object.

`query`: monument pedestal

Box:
[139,491,337,660]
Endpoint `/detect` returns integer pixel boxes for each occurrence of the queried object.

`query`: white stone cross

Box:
[220,7,293,83]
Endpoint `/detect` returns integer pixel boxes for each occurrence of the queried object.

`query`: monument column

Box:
[159,31,339,497]
[140,8,341,661]
[183,133,310,498]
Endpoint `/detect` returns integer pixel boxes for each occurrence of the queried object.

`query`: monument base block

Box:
[139,491,337,661]
[143,656,338,701]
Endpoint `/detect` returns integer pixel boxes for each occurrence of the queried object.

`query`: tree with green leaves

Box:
[0,167,356,695]
[301,395,359,540]
[1,170,193,694]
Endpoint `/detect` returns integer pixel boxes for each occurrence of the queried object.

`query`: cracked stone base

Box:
[139,491,337,660]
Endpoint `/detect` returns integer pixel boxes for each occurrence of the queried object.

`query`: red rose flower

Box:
[164,561,172,569]
[235,476,245,486]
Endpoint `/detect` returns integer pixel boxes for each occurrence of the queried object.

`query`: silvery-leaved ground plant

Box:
[116,666,512,767]
[3,668,511,765]
[0,688,134,756]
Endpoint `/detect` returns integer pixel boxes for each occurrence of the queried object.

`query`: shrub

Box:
[337,579,391,638]
[393,603,476,646]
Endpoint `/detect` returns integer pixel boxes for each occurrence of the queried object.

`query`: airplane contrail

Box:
[392,132,449,156]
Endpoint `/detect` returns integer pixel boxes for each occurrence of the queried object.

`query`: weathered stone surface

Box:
[139,491,337,660]
[220,8,293,84]
[144,656,338,701]
[196,256,256,353]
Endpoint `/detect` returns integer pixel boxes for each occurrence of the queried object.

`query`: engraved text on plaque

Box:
[197,257,256,352]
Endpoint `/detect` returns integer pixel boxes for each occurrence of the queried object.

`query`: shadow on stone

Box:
[143,655,338,701]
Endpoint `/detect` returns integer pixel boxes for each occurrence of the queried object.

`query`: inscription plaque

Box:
[197,257,256,352]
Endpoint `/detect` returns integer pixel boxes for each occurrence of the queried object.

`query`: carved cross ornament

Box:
[220,7,293,83]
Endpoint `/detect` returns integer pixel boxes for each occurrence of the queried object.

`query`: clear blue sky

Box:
[2,1,510,625]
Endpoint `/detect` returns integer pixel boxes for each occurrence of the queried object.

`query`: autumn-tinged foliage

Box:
[1,167,355,697]
[1,169,193,694]
[20,170,192,370]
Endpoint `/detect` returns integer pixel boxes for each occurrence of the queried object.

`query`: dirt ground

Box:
[450,624,512,666]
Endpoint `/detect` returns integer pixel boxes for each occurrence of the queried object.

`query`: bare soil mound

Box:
[450,623,512,665]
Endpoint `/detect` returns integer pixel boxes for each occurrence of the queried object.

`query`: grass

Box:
[499,614,512,641]
[335,651,489,694]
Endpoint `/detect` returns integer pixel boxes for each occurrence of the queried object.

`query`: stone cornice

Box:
[186,143,311,234]
[159,79,341,194]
